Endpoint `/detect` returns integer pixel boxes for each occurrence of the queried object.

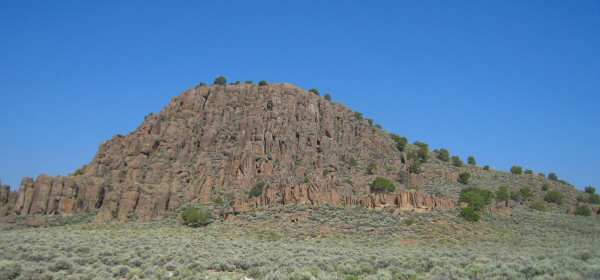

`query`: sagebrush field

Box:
[1,206,599,280]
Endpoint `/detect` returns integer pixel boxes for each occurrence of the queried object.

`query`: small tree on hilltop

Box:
[547,173,558,181]
[458,172,471,185]
[437,149,450,162]
[258,80,268,86]
[309,88,320,96]
[584,186,596,194]
[452,156,464,167]
[213,76,227,85]
[483,165,490,171]
[468,156,476,166]
[510,165,523,175]
[524,169,533,175]
[324,93,332,101]
[370,177,396,193]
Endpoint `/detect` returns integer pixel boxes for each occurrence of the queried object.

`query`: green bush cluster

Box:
[524,169,533,174]
[529,201,547,211]
[574,206,592,216]
[370,177,396,193]
[547,172,558,181]
[460,207,480,222]
[483,165,490,171]
[457,172,470,185]
[408,161,421,174]
[437,149,450,162]
[249,181,265,198]
[495,186,510,203]
[459,187,494,211]
[258,80,268,86]
[459,187,493,222]
[0,260,21,280]
[182,204,212,227]
[308,88,320,95]
[544,191,564,205]
[324,93,332,101]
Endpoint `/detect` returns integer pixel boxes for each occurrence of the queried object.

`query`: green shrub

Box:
[495,186,510,203]
[460,207,481,222]
[413,141,429,162]
[324,93,332,101]
[451,156,463,167]
[308,88,320,95]
[524,169,533,174]
[538,172,545,177]
[182,204,212,227]
[529,201,547,211]
[390,134,408,152]
[249,181,265,198]
[584,186,596,194]
[510,165,523,175]
[408,161,421,174]
[370,177,396,193]
[459,187,493,211]
[574,206,592,216]
[366,162,377,175]
[0,260,21,280]
[547,172,558,181]
[589,193,600,204]
[49,259,73,272]
[544,191,563,205]
[244,80,253,84]
[404,218,416,226]
[467,156,476,166]
[437,149,450,162]
[519,187,533,201]
[510,191,522,202]
[354,112,363,120]
[541,184,549,191]
[483,165,490,171]
[213,76,227,85]
[258,80,268,86]
[458,172,470,185]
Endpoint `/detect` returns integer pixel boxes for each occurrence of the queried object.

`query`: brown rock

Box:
[8,84,457,221]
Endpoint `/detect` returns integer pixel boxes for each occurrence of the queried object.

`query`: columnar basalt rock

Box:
[7,83,456,221]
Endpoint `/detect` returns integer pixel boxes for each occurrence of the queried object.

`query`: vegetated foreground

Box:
[1,206,599,280]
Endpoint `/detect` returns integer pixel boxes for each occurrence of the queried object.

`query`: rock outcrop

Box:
[0,184,17,217]
[7,83,456,221]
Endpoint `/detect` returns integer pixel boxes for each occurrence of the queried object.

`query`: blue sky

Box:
[1,1,599,190]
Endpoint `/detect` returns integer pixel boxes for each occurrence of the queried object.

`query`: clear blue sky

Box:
[1,1,599,191]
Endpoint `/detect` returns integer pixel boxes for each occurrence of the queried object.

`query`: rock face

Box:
[0,184,17,216]
[7,83,455,221]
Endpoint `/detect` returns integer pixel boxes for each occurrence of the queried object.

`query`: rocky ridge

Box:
[1,83,457,222]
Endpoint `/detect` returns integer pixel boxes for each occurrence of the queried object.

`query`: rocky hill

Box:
[1,83,458,222]
[0,82,596,223]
